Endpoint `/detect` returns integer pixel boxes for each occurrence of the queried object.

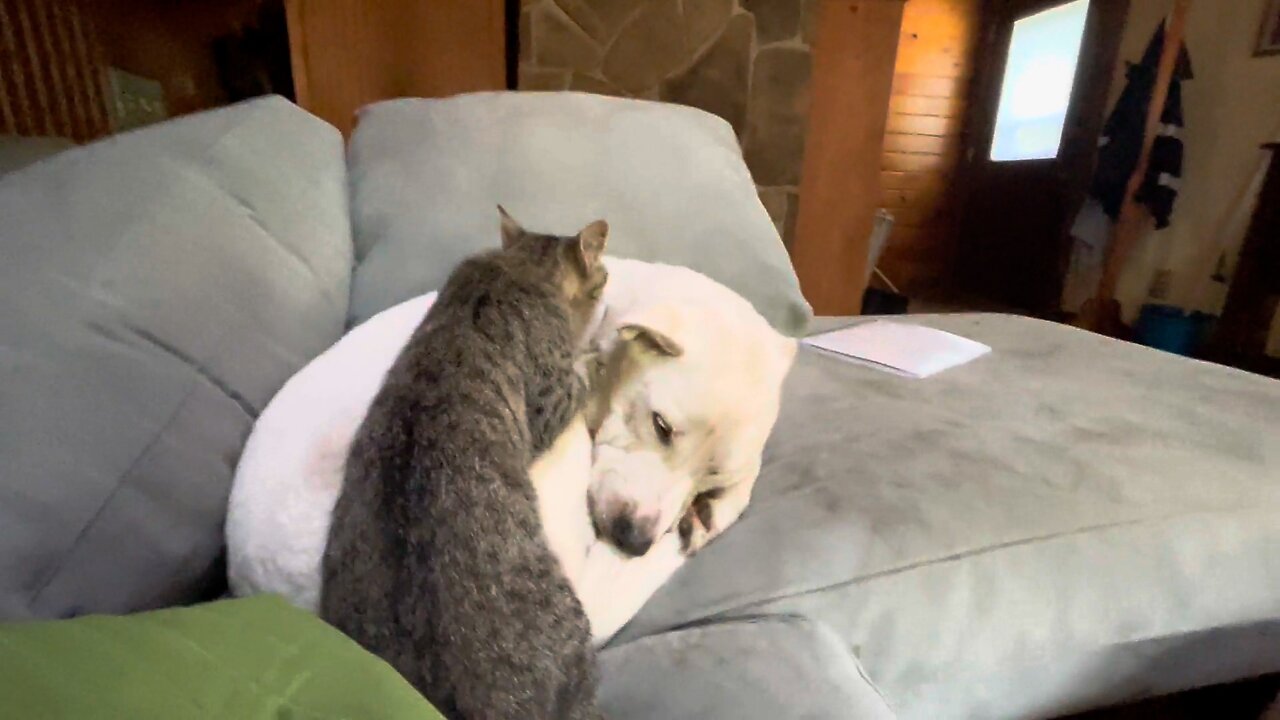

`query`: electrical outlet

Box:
[106,67,167,132]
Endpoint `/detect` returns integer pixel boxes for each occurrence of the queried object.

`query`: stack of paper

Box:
[803,320,991,378]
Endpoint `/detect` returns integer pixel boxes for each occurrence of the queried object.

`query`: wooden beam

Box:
[791,0,906,315]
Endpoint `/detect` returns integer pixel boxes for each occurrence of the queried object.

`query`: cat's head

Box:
[497,206,609,340]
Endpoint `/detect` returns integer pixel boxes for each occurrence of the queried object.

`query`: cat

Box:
[320,207,609,720]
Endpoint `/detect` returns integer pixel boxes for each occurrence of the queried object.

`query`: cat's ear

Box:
[498,205,525,250]
[576,219,608,272]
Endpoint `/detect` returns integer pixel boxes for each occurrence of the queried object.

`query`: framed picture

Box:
[1258,0,1280,56]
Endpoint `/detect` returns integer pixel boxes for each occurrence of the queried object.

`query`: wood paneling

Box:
[0,0,109,142]
[883,150,957,172]
[891,72,962,97]
[885,112,960,136]
[882,132,952,154]
[286,0,505,136]
[888,94,965,116]
[881,169,950,189]
[875,0,981,296]
[791,0,906,315]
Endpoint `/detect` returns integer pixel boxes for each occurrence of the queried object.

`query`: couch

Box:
[2,94,1278,719]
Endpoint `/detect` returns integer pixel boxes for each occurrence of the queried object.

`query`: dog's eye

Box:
[652,412,674,446]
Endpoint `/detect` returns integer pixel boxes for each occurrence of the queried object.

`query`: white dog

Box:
[226,257,796,644]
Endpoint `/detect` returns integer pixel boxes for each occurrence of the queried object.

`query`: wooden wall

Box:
[876,0,981,295]
[0,0,110,142]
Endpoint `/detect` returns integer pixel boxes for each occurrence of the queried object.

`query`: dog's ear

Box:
[498,205,525,250]
[617,304,684,357]
[618,325,682,357]
[576,219,608,273]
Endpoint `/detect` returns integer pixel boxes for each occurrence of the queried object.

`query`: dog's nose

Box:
[608,514,654,557]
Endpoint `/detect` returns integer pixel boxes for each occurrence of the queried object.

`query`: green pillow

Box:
[0,595,442,720]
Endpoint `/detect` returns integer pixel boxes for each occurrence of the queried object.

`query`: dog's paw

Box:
[678,491,719,556]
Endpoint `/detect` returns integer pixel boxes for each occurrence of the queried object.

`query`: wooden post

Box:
[791,0,906,316]
[1076,0,1191,336]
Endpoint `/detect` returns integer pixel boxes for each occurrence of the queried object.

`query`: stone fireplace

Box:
[517,0,818,249]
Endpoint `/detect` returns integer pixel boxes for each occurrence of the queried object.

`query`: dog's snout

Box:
[608,513,655,557]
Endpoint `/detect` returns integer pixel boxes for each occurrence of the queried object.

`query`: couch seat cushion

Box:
[617,314,1280,719]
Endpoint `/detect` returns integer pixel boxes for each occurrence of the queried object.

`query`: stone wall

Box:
[518,0,819,248]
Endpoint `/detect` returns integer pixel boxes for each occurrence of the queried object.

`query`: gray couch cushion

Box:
[616,315,1280,719]
[0,97,352,620]
[346,92,811,335]
[599,616,896,719]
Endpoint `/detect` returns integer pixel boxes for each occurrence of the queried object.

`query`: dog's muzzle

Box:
[589,491,658,558]
[604,512,655,557]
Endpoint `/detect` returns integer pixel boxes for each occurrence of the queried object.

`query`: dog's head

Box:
[584,294,796,557]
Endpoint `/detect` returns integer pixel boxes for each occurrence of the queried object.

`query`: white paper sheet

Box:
[803,320,991,378]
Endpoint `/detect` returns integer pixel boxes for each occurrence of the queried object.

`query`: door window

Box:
[990,0,1091,161]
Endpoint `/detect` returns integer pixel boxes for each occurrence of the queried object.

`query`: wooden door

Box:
[953,0,1128,312]
[285,0,506,136]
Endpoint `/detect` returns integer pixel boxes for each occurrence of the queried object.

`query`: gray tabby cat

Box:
[320,207,610,720]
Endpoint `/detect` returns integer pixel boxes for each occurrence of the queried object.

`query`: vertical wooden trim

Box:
[284,0,312,110]
[51,0,87,140]
[792,0,907,315]
[1,0,34,135]
[0,0,20,133]
[69,2,109,138]
[33,0,71,138]
[14,0,54,136]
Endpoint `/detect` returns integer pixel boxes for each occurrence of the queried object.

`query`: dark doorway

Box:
[953,0,1130,313]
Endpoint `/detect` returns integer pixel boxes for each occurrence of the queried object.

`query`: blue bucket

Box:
[1133,304,1215,357]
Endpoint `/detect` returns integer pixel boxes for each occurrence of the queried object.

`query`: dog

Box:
[226,257,796,644]
[583,258,796,559]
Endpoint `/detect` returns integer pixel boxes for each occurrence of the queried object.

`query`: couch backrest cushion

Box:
[0,96,352,620]
[346,92,812,336]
